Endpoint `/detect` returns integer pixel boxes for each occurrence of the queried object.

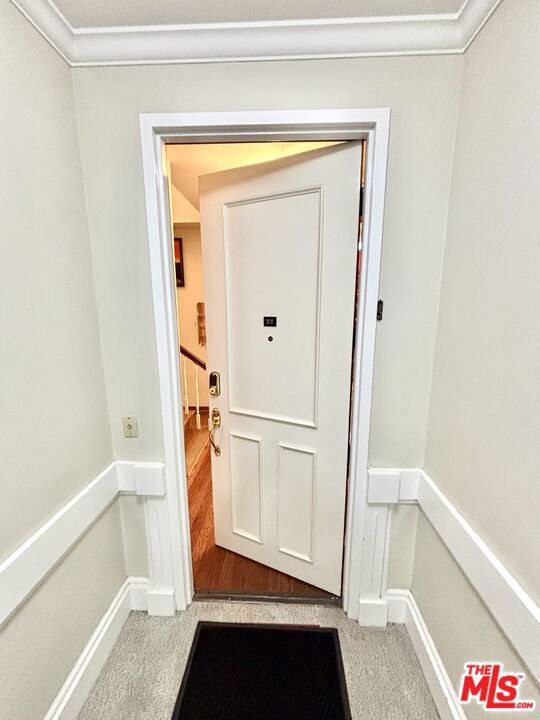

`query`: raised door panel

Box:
[229,433,263,544]
[278,443,316,563]
[225,188,322,427]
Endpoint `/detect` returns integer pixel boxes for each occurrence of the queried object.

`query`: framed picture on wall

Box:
[174,237,185,287]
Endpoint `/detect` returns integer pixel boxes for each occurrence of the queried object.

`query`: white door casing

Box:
[139,109,390,618]
[199,144,362,594]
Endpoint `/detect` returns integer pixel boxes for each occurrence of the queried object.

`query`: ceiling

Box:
[167,142,339,215]
[53,0,465,29]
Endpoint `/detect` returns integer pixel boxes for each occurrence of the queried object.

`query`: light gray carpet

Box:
[78,601,439,720]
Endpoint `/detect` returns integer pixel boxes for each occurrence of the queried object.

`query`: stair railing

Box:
[179,345,206,430]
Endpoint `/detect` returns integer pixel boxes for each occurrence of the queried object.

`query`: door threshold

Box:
[193,590,341,606]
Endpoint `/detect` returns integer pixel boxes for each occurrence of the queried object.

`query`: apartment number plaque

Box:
[263,316,277,327]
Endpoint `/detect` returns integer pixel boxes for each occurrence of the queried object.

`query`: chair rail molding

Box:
[362,467,540,683]
[10,0,502,67]
[0,460,174,628]
[10,459,535,718]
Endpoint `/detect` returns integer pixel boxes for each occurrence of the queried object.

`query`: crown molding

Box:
[11,0,502,67]
[459,0,503,48]
[11,0,73,63]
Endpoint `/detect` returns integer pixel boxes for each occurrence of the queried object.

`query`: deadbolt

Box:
[209,371,221,396]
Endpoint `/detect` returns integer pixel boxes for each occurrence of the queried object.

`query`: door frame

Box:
[139,108,390,619]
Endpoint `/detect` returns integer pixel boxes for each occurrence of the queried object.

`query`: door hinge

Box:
[377,299,384,322]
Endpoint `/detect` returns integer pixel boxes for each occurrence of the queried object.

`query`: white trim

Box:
[0,462,118,626]
[367,469,400,503]
[367,467,420,503]
[365,467,540,682]
[139,108,391,619]
[340,110,389,619]
[385,586,409,623]
[417,470,540,682]
[385,589,467,720]
[128,576,152,611]
[44,576,150,720]
[9,0,73,63]
[460,0,503,49]
[0,461,171,627]
[140,119,195,612]
[357,504,390,617]
[43,578,463,720]
[358,597,389,626]
[43,579,460,720]
[117,460,166,496]
[134,463,165,496]
[10,0,501,66]
[143,496,177,616]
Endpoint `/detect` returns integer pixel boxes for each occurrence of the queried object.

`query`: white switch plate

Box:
[123,416,139,438]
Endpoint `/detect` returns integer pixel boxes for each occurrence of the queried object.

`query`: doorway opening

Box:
[165,140,364,602]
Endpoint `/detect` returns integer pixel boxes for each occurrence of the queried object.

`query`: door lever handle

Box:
[209,408,221,456]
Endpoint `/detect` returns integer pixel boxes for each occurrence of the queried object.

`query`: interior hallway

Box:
[184,412,333,598]
[78,601,439,720]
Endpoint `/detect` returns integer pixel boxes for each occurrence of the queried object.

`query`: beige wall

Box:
[118,494,149,577]
[414,0,540,707]
[2,0,537,714]
[72,55,462,580]
[413,514,540,717]
[387,504,419,588]
[0,0,113,559]
[423,0,540,603]
[0,1,126,716]
[72,55,462,468]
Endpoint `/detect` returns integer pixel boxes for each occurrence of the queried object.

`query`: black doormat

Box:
[171,621,352,720]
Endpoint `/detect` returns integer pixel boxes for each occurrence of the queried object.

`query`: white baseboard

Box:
[44,576,461,720]
[384,589,466,720]
[45,576,150,720]
[385,588,408,623]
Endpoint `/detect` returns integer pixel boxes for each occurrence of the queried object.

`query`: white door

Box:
[199,143,361,594]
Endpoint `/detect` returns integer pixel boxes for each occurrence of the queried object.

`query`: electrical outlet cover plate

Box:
[123,416,139,438]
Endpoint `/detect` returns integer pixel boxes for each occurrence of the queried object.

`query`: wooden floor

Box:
[184,412,333,598]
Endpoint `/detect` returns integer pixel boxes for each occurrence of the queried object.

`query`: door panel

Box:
[278,443,316,562]
[225,188,322,426]
[230,432,263,544]
[199,143,361,594]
